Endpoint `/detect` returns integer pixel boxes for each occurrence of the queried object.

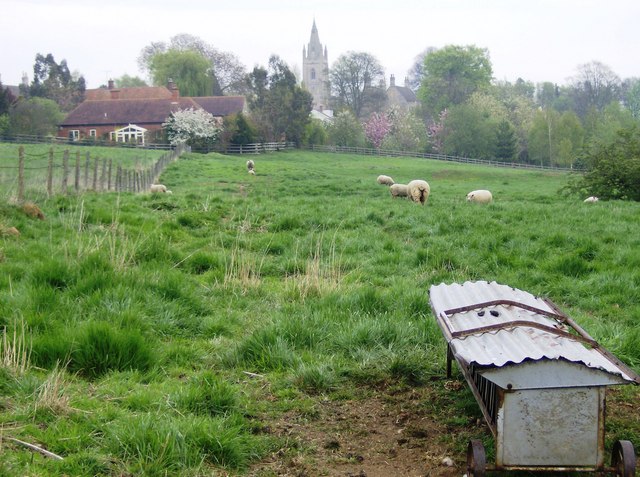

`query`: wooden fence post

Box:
[75,151,80,192]
[107,159,113,191]
[47,147,54,197]
[62,150,69,195]
[92,157,98,191]
[116,165,122,192]
[84,152,90,190]
[99,158,107,191]
[18,146,25,202]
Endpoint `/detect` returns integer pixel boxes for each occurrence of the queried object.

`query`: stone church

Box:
[302,20,330,112]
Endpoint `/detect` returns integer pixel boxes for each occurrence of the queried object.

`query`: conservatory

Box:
[109,124,147,145]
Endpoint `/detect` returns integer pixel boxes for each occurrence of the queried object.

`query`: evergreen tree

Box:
[495,120,517,160]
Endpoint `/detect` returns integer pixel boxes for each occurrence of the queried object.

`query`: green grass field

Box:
[0,148,639,476]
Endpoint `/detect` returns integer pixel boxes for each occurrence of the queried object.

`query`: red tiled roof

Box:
[60,98,200,127]
[192,96,246,116]
[85,86,173,101]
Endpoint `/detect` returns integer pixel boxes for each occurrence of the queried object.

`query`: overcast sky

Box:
[1,0,639,90]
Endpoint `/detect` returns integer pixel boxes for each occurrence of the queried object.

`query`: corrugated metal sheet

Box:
[429,281,639,383]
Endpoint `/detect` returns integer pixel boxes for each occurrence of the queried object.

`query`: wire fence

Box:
[309,145,582,172]
[0,144,189,202]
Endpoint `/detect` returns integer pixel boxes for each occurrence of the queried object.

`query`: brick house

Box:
[58,80,246,144]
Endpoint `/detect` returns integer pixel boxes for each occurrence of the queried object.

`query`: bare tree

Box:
[406,47,438,92]
[568,61,621,117]
[330,51,386,119]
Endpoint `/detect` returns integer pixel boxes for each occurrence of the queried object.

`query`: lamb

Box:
[583,196,599,203]
[377,175,394,186]
[150,184,169,193]
[407,180,430,205]
[389,183,408,198]
[248,169,256,175]
[246,160,255,172]
[466,189,493,204]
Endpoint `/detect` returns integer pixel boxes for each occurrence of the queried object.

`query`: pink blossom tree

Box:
[363,112,392,149]
[428,109,448,152]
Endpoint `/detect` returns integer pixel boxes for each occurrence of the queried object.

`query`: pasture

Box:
[0,148,638,476]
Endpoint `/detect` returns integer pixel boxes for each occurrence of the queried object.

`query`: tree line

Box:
[1,33,639,198]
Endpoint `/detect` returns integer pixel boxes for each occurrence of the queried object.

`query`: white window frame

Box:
[89,129,97,138]
[70,130,80,141]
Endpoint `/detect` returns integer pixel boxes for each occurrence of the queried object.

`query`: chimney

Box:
[167,78,179,100]
[108,79,115,89]
[109,86,120,100]
[390,74,396,87]
[404,77,410,88]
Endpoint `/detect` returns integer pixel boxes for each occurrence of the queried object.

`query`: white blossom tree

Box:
[163,108,222,148]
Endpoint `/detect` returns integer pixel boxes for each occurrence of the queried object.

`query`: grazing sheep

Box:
[583,196,599,203]
[248,169,256,175]
[246,159,255,172]
[407,180,430,205]
[150,184,168,193]
[466,189,493,204]
[377,175,395,186]
[22,202,45,220]
[389,183,409,198]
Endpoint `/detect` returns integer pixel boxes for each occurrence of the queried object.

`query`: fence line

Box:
[309,145,580,172]
[197,142,295,155]
[6,143,189,201]
[0,134,174,150]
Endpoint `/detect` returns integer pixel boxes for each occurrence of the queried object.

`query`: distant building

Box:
[302,20,330,112]
[58,79,246,144]
[386,74,418,111]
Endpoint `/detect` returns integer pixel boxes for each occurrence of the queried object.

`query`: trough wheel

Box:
[467,440,486,477]
[612,440,636,477]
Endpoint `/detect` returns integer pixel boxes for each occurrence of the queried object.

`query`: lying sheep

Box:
[583,196,599,203]
[407,180,430,205]
[377,175,394,186]
[389,183,408,198]
[150,184,169,193]
[248,169,256,175]
[467,189,493,204]
[246,159,255,172]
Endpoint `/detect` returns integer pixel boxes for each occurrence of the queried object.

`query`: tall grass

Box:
[1,318,31,375]
[286,229,346,300]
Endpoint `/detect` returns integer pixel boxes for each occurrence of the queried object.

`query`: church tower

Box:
[302,19,329,112]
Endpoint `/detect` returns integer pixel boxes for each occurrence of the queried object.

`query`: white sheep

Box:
[248,169,256,175]
[150,184,168,193]
[583,196,599,203]
[246,159,255,172]
[407,180,430,205]
[389,183,408,198]
[377,175,394,186]
[466,189,493,204]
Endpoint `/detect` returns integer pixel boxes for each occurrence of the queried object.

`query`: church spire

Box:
[303,19,330,112]
[307,18,323,59]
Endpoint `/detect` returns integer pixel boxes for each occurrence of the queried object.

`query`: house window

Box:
[69,130,80,141]
[89,129,97,137]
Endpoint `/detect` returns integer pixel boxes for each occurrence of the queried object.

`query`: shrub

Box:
[565,125,640,200]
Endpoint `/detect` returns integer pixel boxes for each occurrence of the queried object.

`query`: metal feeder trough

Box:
[429,281,639,477]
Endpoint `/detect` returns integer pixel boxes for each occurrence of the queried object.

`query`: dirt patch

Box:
[249,382,481,477]
[248,381,640,477]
